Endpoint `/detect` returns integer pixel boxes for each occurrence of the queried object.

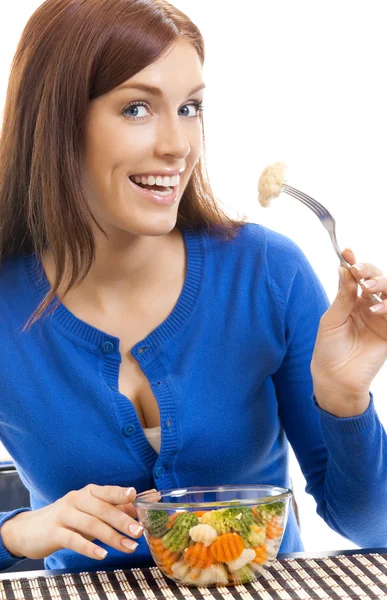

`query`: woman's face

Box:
[83,40,205,239]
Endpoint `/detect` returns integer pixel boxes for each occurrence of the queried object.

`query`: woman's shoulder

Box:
[0,254,29,294]
[204,221,310,268]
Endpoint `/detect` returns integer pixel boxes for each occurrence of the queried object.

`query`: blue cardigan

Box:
[1,223,386,572]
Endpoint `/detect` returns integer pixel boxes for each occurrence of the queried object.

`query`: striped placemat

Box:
[1,552,387,600]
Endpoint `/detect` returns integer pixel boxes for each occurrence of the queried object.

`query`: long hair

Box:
[0,0,245,328]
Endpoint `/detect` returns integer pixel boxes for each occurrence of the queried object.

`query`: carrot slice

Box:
[252,543,267,564]
[184,542,217,569]
[210,533,244,562]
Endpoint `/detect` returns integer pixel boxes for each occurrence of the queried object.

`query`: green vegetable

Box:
[231,565,255,584]
[145,509,169,537]
[201,507,254,541]
[162,512,199,552]
[247,525,266,548]
[253,501,285,525]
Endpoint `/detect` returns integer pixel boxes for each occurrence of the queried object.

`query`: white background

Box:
[1,1,387,552]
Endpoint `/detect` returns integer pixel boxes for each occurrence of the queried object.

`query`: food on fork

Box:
[258,162,287,207]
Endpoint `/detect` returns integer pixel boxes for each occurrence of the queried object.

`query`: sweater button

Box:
[101,341,114,354]
[123,423,136,437]
[154,465,165,478]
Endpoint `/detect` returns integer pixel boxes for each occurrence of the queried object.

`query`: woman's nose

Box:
[155,115,191,159]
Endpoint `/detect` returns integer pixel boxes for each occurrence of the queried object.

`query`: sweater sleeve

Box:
[271,242,387,548]
[0,508,31,571]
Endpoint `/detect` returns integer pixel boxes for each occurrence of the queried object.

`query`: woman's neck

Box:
[41,227,185,313]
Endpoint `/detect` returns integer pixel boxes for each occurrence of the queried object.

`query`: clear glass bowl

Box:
[134,484,292,587]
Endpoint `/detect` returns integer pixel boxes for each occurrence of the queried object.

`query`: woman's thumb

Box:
[322,266,358,327]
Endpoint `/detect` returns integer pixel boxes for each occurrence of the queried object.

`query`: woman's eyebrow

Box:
[114,82,206,96]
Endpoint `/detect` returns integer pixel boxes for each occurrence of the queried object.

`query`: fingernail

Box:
[94,547,108,559]
[363,279,377,289]
[121,539,138,551]
[128,523,143,536]
[352,263,364,273]
[124,487,135,497]
[370,303,384,312]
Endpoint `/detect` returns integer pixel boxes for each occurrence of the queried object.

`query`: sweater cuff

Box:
[0,508,31,570]
[313,392,376,433]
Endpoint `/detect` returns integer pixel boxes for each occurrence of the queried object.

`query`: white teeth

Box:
[131,174,180,187]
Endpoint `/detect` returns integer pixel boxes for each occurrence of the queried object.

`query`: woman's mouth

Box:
[128,173,180,206]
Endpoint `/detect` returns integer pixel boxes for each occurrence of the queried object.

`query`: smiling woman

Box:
[1,0,387,581]
[0,0,243,328]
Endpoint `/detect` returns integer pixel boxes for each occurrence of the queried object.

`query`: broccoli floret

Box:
[144,509,170,537]
[201,507,254,541]
[230,565,255,584]
[162,512,199,552]
[253,501,285,525]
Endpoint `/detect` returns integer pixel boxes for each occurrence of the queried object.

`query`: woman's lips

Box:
[127,176,179,206]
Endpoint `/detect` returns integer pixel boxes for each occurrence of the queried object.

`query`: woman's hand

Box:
[311,248,387,417]
[1,484,147,561]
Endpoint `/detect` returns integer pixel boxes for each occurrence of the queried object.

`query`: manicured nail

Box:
[128,523,143,536]
[124,487,135,497]
[363,279,377,289]
[121,539,138,551]
[352,263,364,273]
[94,547,108,559]
[370,303,384,312]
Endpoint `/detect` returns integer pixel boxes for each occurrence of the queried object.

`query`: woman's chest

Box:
[118,345,160,428]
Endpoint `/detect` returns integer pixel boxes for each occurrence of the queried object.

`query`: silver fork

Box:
[283,183,383,307]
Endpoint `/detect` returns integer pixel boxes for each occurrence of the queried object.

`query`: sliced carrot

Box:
[210,533,244,562]
[148,535,166,553]
[266,517,283,539]
[194,510,206,517]
[252,543,267,564]
[184,542,217,569]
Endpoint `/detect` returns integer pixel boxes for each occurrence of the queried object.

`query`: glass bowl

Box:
[134,484,292,587]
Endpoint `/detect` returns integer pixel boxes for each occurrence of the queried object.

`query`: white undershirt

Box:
[143,426,161,454]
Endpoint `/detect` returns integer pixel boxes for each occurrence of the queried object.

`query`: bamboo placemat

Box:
[1,552,387,600]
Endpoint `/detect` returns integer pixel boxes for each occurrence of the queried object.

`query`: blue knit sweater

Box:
[1,223,386,572]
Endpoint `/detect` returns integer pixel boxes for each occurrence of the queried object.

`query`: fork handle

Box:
[330,233,384,306]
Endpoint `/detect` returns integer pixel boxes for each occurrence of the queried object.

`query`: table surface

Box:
[1,546,387,600]
[1,546,385,579]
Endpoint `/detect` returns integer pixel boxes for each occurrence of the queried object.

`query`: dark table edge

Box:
[1,547,387,580]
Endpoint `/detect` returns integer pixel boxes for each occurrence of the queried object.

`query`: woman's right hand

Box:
[1,484,145,561]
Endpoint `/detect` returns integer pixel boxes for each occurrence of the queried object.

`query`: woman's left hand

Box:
[311,248,387,417]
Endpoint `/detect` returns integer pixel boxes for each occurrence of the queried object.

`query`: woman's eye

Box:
[123,103,150,119]
[179,103,203,118]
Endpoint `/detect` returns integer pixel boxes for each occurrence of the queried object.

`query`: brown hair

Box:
[0,0,245,328]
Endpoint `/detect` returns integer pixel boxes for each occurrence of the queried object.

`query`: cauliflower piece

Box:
[171,560,191,580]
[258,162,287,207]
[266,537,281,560]
[162,511,199,552]
[189,523,218,547]
[247,524,265,548]
[187,564,228,586]
[226,548,256,572]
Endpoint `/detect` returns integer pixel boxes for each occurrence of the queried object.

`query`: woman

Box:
[1,0,387,573]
